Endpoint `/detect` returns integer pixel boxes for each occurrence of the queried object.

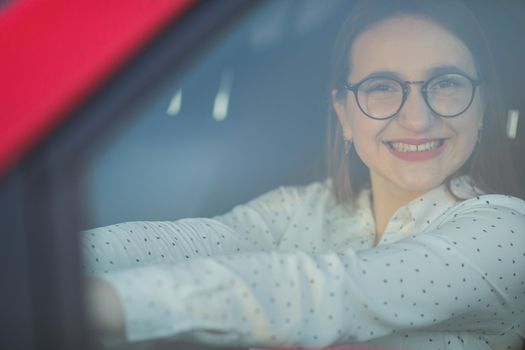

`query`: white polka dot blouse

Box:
[82,177,525,349]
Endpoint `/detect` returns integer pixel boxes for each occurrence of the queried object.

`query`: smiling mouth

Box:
[384,139,445,153]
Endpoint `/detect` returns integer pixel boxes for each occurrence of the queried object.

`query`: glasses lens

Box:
[426,74,474,117]
[357,78,403,119]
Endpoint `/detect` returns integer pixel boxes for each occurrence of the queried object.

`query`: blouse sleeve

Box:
[96,194,525,348]
[81,186,298,273]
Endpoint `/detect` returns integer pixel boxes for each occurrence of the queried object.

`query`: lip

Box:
[384,138,447,161]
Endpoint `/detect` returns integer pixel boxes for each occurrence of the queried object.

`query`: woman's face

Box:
[333,15,485,199]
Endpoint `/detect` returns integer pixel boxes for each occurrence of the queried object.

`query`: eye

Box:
[366,84,394,93]
[427,74,469,94]
[361,79,401,95]
[434,78,462,89]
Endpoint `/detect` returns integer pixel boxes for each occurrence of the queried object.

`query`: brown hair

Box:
[327,0,521,205]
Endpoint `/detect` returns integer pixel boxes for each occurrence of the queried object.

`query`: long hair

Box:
[327,0,521,205]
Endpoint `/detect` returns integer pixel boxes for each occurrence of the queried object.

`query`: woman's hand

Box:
[85,277,126,343]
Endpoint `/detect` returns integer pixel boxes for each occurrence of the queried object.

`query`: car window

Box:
[76,1,525,349]
[80,0,354,228]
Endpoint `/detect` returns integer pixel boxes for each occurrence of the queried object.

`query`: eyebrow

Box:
[352,65,477,84]
[427,65,476,78]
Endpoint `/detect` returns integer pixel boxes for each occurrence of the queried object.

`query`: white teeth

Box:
[389,140,441,152]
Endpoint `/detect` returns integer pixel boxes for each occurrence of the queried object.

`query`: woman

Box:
[84,0,525,349]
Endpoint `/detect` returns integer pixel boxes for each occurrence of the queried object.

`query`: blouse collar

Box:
[356,176,481,245]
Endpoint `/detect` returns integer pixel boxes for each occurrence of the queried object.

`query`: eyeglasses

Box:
[342,73,482,120]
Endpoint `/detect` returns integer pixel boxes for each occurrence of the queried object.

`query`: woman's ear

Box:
[331,89,353,141]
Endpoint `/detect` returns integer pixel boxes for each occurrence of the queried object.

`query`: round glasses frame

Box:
[342,73,482,120]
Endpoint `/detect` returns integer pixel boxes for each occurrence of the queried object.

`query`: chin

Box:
[395,175,446,194]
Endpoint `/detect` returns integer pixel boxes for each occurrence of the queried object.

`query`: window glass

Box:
[77,1,525,349]
[80,0,353,228]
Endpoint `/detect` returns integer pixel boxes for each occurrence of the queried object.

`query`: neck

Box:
[370,176,424,242]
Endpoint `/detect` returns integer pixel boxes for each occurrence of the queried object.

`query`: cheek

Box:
[348,102,379,136]
[350,117,386,165]
[350,106,388,142]
[450,111,483,160]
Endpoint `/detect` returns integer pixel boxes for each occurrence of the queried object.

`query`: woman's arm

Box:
[81,218,264,274]
[81,185,300,273]
[88,195,525,348]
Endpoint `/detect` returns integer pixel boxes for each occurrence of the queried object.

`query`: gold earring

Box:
[344,138,353,155]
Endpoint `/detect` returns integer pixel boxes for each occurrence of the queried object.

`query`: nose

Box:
[395,85,436,132]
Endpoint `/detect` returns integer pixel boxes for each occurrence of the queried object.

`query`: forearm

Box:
[89,220,524,348]
[81,218,264,274]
